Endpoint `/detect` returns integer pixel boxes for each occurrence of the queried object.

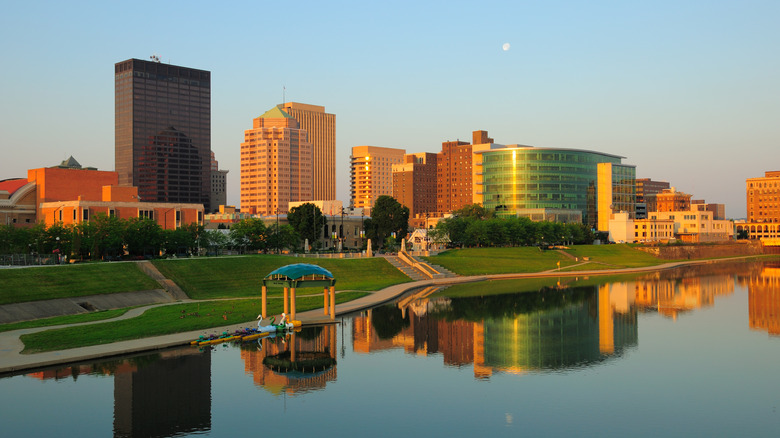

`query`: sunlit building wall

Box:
[240,107,313,215]
[477,146,633,228]
[277,102,336,201]
[350,146,405,215]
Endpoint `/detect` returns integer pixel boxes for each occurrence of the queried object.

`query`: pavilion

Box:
[260,263,337,321]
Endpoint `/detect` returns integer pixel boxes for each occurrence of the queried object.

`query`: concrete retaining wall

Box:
[635,241,765,260]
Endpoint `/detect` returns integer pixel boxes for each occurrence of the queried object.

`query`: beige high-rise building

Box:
[277,102,335,200]
[240,107,313,215]
[350,146,405,215]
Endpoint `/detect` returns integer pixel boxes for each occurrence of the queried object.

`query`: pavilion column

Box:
[283,287,289,315]
[323,287,329,315]
[290,287,297,320]
[261,285,267,319]
[329,285,336,320]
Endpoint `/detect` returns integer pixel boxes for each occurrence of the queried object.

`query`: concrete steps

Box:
[410,256,458,278]
[384,256,428,281]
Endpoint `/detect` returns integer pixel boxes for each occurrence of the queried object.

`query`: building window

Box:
[82,209,89,221]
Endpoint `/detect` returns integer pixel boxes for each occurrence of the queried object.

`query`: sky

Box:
[2,0,779,219]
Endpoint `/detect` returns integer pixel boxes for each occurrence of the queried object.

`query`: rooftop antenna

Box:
[150,54,161,63]
[283,86,286,104]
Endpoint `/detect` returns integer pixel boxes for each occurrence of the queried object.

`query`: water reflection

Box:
[353,285,638,378]
[239,324,339,395]
[745,262,780,336]
[352,260,780,378]
[27,349,211,437]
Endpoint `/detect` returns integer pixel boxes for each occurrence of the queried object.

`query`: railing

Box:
[397,250,443,278]
[0,254,59,267]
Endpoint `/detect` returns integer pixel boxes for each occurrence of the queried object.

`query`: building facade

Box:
[240,107,313,215]
[0,178,36,227]
[210,152,227,213]
[597,162,637,231]
[653,187,692,213]
[392,152,438,218]
[437,139,474,214]
[350,146,405,215]
[476,146,634,228]
[277,102,336,201]
[747,171,780,223]
[115,58,211,210]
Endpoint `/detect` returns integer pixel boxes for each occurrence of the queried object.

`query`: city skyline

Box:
[2,1,779,218]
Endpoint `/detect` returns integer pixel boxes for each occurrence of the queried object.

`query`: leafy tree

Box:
[230,218,268,252]
[453,203,494,220]
[287,203,325,251]
[125,218,163,257]
[203,229,230,255]
[90,214,126,259]
[364,196,409,249]
[267,223,300,253]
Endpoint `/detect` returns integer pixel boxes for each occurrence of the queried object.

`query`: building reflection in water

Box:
[744,262,780,336]
[352,284,639,379]
[240,324,338,395]
[27,348,212,438]
[351,262,779,379]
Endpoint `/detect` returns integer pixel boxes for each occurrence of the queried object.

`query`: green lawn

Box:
[152,255,411,299]
[423,247,574,275]
[433,273,646,298]
[20,291,367,353]
[560,245,669,268]
[0,309,130,333]
[0,263,160,305]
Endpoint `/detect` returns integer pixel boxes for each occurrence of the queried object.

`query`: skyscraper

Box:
[240,107,313,215]
[350,146,405,215]
[277,102,335,200]
[115,58,211,210]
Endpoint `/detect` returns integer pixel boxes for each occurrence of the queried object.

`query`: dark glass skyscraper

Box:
[115,58,211,210]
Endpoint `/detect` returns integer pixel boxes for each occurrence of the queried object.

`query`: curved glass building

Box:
[475,145,635,228]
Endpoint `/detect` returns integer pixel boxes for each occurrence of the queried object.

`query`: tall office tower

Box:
[210,152,228,212]
[115,58,211,210]
[392,153,438,218]
[350,146,405,215]
[277,102,335,200]
[437,137,473,214]
[240,107,313,215]
[747,171,780,223]
[596,162,637,231]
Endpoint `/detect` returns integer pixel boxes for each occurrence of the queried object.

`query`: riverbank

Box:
[1,255,769,375]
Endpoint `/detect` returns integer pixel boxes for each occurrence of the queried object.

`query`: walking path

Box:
[0,256,756,375]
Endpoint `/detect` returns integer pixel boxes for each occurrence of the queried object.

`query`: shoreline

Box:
[0,255,766,375]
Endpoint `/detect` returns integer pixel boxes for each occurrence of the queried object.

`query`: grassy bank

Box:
[0,263,160,305]
[424,245,670,276]
[152,255,411,299]
[21,291,366,353]
[423,247,573,275]
[0,309,130,334]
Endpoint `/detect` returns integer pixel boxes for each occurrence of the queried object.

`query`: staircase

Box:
[384,256,428,281]
[409,255,458,278]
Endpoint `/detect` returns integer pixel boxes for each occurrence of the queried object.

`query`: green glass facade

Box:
[479,148,634,226]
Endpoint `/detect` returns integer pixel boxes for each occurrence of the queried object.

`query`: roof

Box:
[259,107,293,119]
[58,156,82,169]
[0,178,29,195]
[265,263,334,280]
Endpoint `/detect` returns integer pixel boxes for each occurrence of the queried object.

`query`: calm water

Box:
[2,260,780,437]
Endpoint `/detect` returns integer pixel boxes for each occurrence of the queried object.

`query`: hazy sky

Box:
[2,1,778,219]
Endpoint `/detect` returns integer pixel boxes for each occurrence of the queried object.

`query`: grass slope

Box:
[0,309,130,333]
[0,263,160,305]
[21,292,366,353]
[561,245,668,268]
[152,255,411,299]
[423,247,572,276]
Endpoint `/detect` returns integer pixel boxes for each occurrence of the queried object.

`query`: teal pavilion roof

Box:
[263,263,336,288]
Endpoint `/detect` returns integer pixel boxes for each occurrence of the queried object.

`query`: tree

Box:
[364,196,409,249]
[229,218,268,253]
[287,203,325,251]
[125,218,163,257]
[267,223,300,253]
[453,203,494,220]
[90,214,126,259]
[203,229,230,255]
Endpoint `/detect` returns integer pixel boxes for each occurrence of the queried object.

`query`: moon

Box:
[502,43,510,51]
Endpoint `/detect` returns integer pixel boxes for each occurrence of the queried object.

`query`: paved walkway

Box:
[0,256,753,375]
